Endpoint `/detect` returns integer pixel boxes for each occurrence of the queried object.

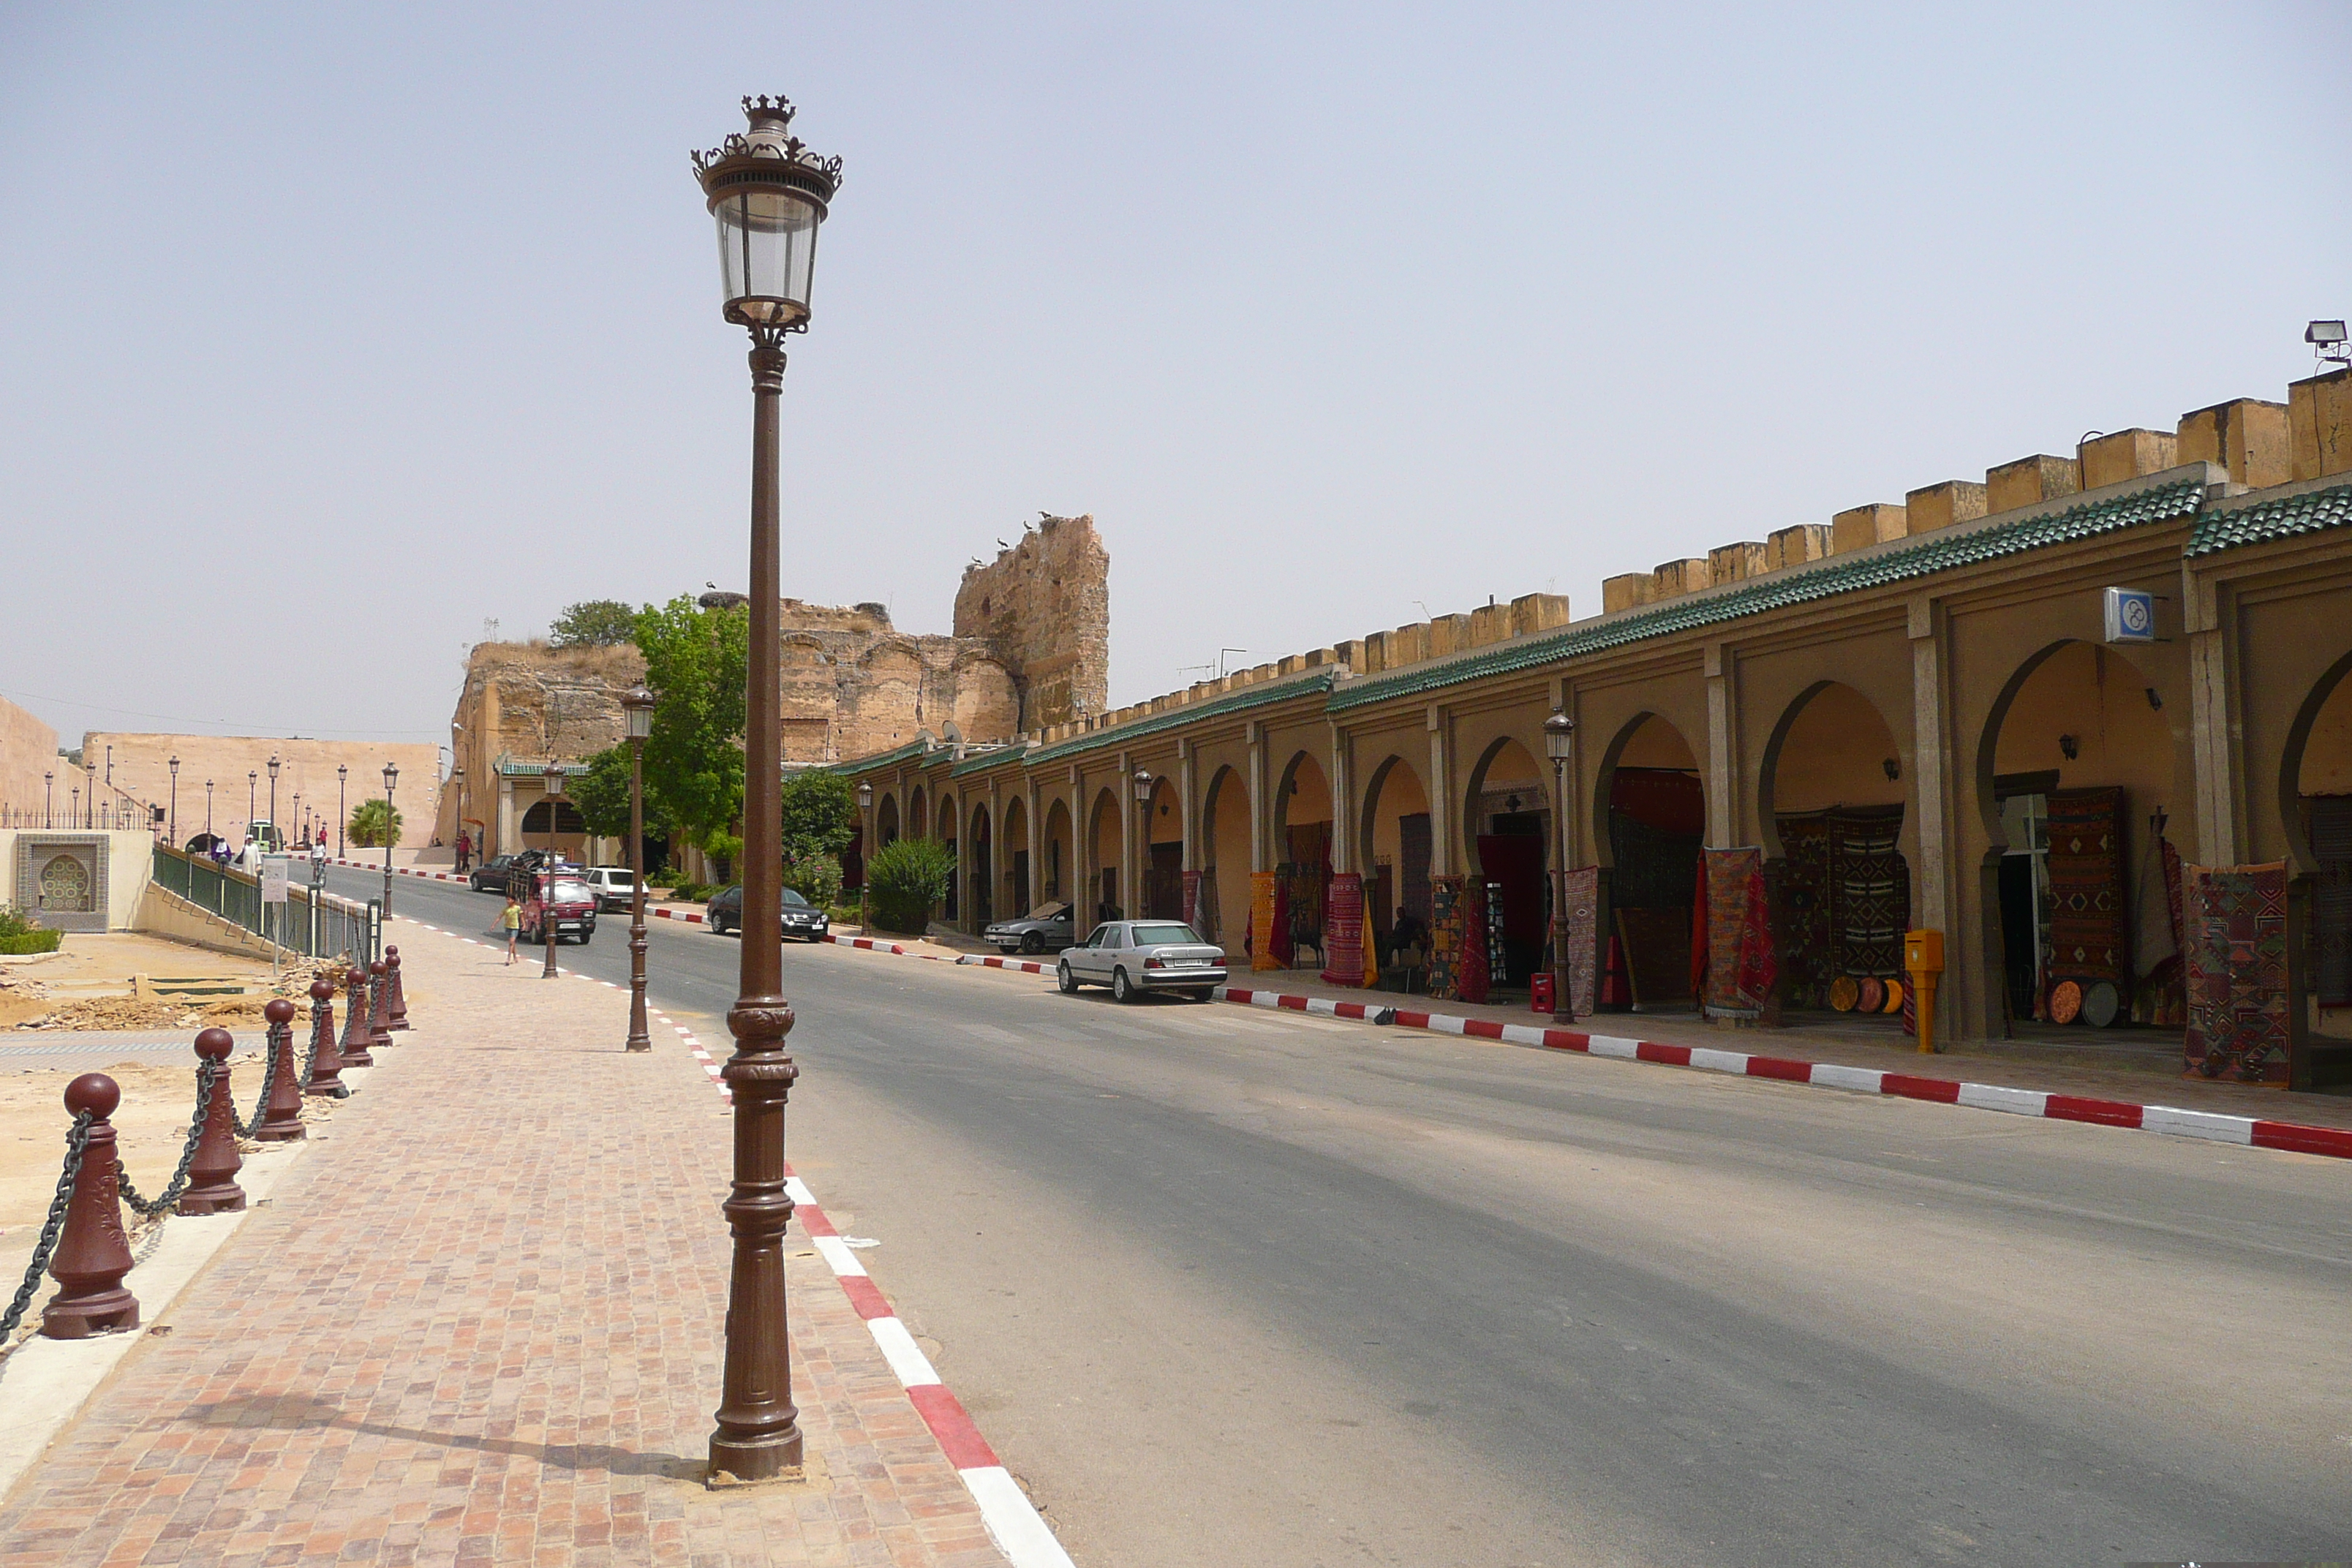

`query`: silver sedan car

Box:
[1056,920,1227,1003]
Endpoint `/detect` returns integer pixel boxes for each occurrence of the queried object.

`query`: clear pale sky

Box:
[4,3,2345,764]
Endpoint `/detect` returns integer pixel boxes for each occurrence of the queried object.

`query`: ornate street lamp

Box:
[622,687,655,1050]
[1544,709,1575,1025]
[856,779,873,932]
[86,760,97,828]
[336,765,348,859]
[540,762,565,981]
[247,771,257,846]
[1131,768,1153,919]
[693,92,840,1485]
[43,772,52,829]
[204,780,214,840]
[381,762,399,915]
[167,756,180,848]
[267,754,281,843]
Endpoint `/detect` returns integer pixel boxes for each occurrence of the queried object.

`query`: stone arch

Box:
[1358,754,1431,963]
[1086,785,1123,920]
[1975,639,2176,1029]
[1592,712,1705,1009]
[876,791,900,848]
[1273,751,1334,966]
[1002,794,1032,914]
[1757,680,1911,1011]
[908,785,928,840]
[968,799,995,925]
[1142,774,1183,919]
[2279,648,2352,1033]
[1042,796,1074,902]
[1200,764,1248,943]
[1460,734,1550,987]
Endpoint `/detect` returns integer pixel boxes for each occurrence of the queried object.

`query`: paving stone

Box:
[0,930,1009,1567]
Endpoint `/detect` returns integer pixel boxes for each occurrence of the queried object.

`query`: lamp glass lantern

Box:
[1544,710,1575,761]
[696,97,838,333]
[622,686,655,741]
[1133,769,1153,804]
[856,780,873,810]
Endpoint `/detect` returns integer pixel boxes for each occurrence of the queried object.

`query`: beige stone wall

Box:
[0,697,59,818]
[85,734,440,851]
[951,514,1112,731]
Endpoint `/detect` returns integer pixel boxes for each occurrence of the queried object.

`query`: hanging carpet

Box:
[2182,861,2291,1085]
[1320,872,1366,989]
[1774,813,1834,1008]
[1562,866,1599,1019]
[1428,875,1465,999]
[2043,786,2129,1007]
[1700,846,1778,1022]
[1828,807,1909,979]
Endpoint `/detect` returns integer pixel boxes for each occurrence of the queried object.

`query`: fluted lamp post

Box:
[1132,768,1152,919]
[247,771,257,845]
[381,763,399,916]
[539,763,564,981]
[167,756,179,849]
[622,687,655,1051]
[336,765,348,858]
[1544,709,1575,1025]
[693,92,840,1485]
[856,780,872,931]
[267,753,281,844]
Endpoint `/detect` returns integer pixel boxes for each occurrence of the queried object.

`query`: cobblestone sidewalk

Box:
[0,926,1011,1567]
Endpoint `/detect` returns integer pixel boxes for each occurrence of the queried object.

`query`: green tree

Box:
[570,745,634,840]
[865,837,954,934]
[347,799,403,849]
[550,600,639,648]
[779,770,856,864]
[632,594,748,862]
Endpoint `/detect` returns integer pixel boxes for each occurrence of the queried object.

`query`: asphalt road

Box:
[327,864,2352,1567]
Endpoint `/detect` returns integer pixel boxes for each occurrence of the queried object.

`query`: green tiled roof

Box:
[950,745,1025,778]
[1019,671,1338,767]
[836,737,938,774]
[2185,482,2352,557]
[1330,478,2206,712]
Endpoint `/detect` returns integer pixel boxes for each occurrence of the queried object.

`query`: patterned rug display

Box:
[2043,786,2129,1009]
[1700,847,1778,1022]
[1828,807,1910,979]
[1250,871,1281,972]
[1563,866,1599,1019]
[1428,875,1465,999]
[2183,861,2291,1084]
[1319,872,1366,989]
[1456,877,1491,1006]
[1774,814,1834,1008]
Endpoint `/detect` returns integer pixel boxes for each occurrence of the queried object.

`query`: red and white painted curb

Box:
[1210,985,2352,1162]
[789,931,2352,1165]
[402,913,1073,1564]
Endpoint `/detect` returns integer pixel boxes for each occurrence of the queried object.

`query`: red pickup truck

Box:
[522,872,599,946]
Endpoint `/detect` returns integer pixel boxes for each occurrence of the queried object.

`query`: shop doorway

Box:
[876,793,900,848]
[1088,787,1122,922]
[968,803,994,927]
[2284,649,2352,1041]
[1142,777,1183,918]
[1002,796,1030,914]
[1596,715,1703,1010]
[1199,765,1248,944]
[1358,755,1431,970]
[1465,736,1550,990]
[1273,752,1333,968]
[908,787,927,841]
[1760,682,1911,1018]
[1042,797,1072,901]
[1981,641,2176,1031]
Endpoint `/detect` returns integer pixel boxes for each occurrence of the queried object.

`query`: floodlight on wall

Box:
[2059,733,2080,762]
[2310,320,2350,369]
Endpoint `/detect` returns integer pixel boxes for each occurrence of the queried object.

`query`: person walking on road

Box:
[500,892,522,965]
[455,831,472,874]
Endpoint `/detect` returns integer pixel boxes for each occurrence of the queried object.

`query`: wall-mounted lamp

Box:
[1882,757,1901,781]
[2145,687,2163,711]
[2059,733,2080,761]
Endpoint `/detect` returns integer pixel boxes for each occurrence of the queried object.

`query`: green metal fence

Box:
[151,845,379,962]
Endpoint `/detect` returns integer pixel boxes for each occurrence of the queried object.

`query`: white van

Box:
[578,867,638,913]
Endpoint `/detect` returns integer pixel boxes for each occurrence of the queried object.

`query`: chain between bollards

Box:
[0,1112,92,1342]
[116,1057,219,1220]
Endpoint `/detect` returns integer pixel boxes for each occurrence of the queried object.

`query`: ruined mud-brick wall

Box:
[951,514,1110,731]
[443,641,645,841]
[777,600,1017,761]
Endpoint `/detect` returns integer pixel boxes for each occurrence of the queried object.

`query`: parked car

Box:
[470,854,521,893]
[1056,920,1226,1002]
[984,900,1078,955]
[705,884,831,941]
[578,867,638,913]
[522,872,598,945]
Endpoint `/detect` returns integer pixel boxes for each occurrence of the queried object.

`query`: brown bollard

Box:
[302,976,348,1098]
[253,998,306,1143]
[339,964,375,1068]
[42,1074,139,1338]
[367,960,393,1050]
[178,1028,246,1215]
[385,945,410,1030]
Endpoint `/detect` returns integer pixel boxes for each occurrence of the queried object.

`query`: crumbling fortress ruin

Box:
[441,516,1112,857]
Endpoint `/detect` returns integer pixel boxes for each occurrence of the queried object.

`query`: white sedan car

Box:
[1056,920,1227,1003]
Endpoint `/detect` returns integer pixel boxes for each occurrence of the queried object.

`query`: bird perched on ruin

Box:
[997,538,1010,549]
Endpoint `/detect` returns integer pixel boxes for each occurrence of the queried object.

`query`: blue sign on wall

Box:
[2103,587,2156,644]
